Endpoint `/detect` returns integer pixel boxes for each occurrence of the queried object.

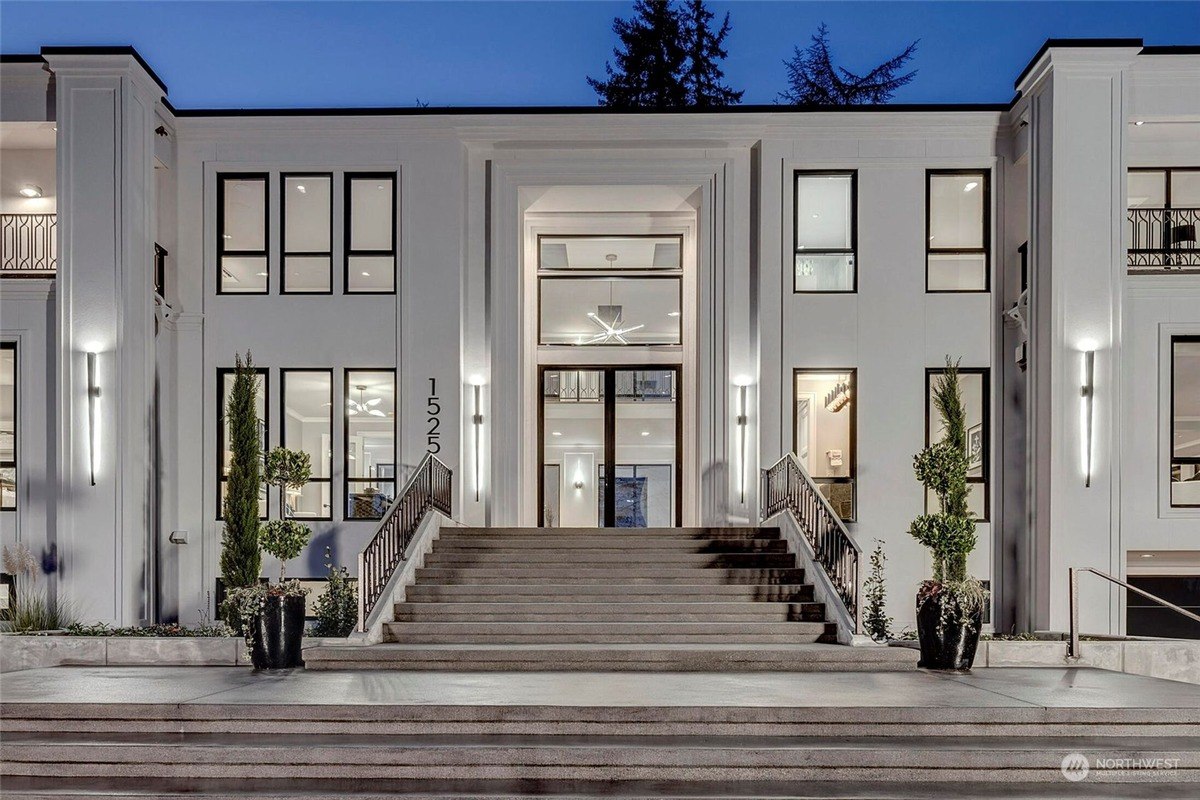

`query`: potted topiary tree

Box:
[227,446,312,671]
[908,358,988,670]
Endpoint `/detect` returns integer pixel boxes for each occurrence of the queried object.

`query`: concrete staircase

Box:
[307,526,915,671]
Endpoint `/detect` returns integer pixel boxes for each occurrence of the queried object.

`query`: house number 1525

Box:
[426,378,441,454]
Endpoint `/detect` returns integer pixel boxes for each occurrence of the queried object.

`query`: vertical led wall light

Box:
[1080,349,1095,488]
[470,378,484,502]
[734,377,751,504]
[87,351,101,486]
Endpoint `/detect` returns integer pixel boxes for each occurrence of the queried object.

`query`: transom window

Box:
[794,171,856,293]
[926,170,990,292]
[537,235,682,346]
[1171,336,1200,508]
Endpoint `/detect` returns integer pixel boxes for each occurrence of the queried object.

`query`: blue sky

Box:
[2,1,1196,109]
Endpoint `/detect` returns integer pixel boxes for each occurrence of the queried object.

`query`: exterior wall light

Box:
[734,376,752,504]
[1080,349,1095,488]
[87,351,102,486]
[470,377,484,502]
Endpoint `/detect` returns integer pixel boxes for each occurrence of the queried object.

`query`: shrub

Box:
[311,547,357,638]
[862,539,892,642]
[2,543,77,632]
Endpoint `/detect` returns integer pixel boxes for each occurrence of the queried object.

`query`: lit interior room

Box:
[793,370,855,519]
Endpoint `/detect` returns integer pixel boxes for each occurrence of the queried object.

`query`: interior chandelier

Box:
[584,274,644,345]
[348,385,386,417]
[824,381,851,413]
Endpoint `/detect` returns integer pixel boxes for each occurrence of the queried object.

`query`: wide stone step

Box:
[415,567,807,584]
[433,538,790,553]
[382,621,836,644]
[451,527,776,537]
[404,583,815,602]
[423,552,797,567]
[392,601,827,622]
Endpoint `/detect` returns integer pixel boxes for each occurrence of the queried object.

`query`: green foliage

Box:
[220,580,310,651]
[220,352,262,589]
[862,539,892,642]
[780,23,918,106]
[259,520,311,583]
[1,543,77,632]
[909,357,977,583]
[311,547,358,638]
[264,447,312,493]
[65,622,233,637]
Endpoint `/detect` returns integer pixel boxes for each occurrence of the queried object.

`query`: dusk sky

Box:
[2,1,1196,109]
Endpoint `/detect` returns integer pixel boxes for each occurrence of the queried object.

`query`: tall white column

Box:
[45,51,163,624]
[1020,46,1139,634]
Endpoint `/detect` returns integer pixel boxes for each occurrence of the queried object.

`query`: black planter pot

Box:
[916,591,982,670]
[248,594,306,671]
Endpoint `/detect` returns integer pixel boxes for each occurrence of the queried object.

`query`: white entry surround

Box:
[2,42,1200,638]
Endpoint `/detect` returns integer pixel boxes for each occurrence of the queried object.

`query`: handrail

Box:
[1068,566,1200,658]
[1,213,57,274]
[1127,207,1199,271]
[357,452,452,631]
[761,452,861,632]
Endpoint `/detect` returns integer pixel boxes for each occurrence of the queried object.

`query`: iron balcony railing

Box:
[1,213,56,275]
[762,452,860,630]
[357,452,452,630]
[1127,207,1199,271]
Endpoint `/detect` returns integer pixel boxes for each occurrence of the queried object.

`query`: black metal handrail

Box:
[1127,207,1199,271]
[1068,567,1200,658]
[762,452,860,631]
[1,213,57,274]
[357,452,452,631]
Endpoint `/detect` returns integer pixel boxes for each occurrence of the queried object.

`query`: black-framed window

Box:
[1,343,16,511]
[1171,336,1200,508]
[217,173,269,294]
[925,366,990,521]
[281,369,333,521]
[794,171,857,293]
[793,368,856,522]
[281,173,333,294]
[344,369,396,519]
[344,173,396,294]
[1127,168,1200,271]
[926,170,990,292]
[217,367,269,520]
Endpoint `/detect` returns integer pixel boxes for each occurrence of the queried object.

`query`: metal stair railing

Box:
[357,452,452,631]
[1068,566,1200,657]
[762,452,861,632]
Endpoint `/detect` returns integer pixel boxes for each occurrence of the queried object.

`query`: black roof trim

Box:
[40,45,168,94]
[1014,38,1143,89]
[169,101,1011,118]
[1140,45,1200,55]
[0,54,46,64]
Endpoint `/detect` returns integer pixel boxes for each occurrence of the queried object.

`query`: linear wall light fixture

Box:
[1080,349,1095,488]
[87,351,101,486]
[734,377,751,504]
[470,378,484,502]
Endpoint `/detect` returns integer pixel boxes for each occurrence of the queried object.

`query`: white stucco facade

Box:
[1,41,1197,635]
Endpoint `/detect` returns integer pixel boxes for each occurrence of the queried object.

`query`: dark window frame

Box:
[925,169,991,294]
[536,273,684,347]
[1,342,16,511]
[343,367,397,520]
[1170,335,1200,509]
[1129,167,1200,210]
[280,172,335,295]
[924,366,991,522]
[216,173,270,296]
[792,367,857,523]
[343,172,398,296]
[535,233,685,272]
[216,366,270,521]
[793,170,858,294]
[280,368,334,522]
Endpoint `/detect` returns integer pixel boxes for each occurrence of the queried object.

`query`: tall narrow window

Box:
[927,170,989,292]
[925,367,990,521]
[794,171,856,292]
[1171,336,1200,508]
[281,369,333,520]
[345,173,396,293]
[217,367,269,520]
[0,343,15,510]
[217,174,269,294]
[281,173,332,293]
[345,369,396,519]
[793,369,856,521]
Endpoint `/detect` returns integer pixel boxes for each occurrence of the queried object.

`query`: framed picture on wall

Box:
[966,423,984,473]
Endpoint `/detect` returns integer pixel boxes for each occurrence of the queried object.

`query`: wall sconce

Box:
[1080,350,1094,488]
[734,377,751,504]
[470,378,484,502]
[87,352,101,486]
[573,478,585,490]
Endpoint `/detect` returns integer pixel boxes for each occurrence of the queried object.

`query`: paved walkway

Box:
[3,665,1198,710]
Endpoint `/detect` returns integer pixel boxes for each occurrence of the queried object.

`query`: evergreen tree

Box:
[220,352,262,588]
[587,0,689,108]
[680,0,743,107]
[779,23,917,106]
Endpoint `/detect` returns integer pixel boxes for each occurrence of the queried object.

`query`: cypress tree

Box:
[220,351,262,588]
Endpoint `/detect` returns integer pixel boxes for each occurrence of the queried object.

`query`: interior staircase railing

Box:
[762,452,860,632]
[357,452,452,631]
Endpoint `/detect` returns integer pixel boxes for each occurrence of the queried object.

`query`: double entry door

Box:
[539,366,681,528]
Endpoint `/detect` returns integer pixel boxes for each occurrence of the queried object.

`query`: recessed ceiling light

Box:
[640,431,650,437]
[551,431,562,437]
[361,271,370,277]
[1134,120,1145,126]
[297,184,306,194]
[222,234,232,240]
[667,311,680,317]
[18,185,42,198]
[1140,553,1155,558]
[964,181,979,192]
[256,272,268,277]
[811,213,820,219]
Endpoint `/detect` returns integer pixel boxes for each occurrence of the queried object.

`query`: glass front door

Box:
[540,367,680,527]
